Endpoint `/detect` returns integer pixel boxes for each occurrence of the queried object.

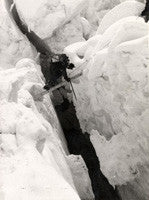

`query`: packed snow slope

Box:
[65,1,149,200]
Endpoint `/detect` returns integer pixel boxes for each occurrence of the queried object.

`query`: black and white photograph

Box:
[0,0,148,199]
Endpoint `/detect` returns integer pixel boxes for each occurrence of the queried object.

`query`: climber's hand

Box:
[43,84,50,90]
[65,77,70,82]
[68,63,75,69]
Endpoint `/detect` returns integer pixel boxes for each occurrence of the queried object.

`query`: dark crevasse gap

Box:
[54,96,122,200]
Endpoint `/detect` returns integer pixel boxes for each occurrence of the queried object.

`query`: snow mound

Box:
[0,148,80,200]
[97,1,144,34]
[15,0,87,39]
[0,59,81,200]
[94,16,146,54]
[84,0,120,30]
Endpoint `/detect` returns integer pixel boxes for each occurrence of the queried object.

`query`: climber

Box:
[42,54,75,90]
[141,0,149,22]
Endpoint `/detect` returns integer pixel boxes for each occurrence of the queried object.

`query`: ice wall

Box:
[0,58,82,199]
[12,0,88,54]
[65,1,149,200]
[0,1,34,69]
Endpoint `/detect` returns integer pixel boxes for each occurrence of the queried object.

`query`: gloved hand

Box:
[43,84,50,90]
[65,77,70,82]
[68,63,75,69]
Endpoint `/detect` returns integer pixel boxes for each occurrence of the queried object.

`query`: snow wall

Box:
[65,1,149,200]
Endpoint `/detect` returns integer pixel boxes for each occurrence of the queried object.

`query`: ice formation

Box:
[12,0,88,54]
[0,2,34,68]
[0,58,80,199]
[65,1,149,199]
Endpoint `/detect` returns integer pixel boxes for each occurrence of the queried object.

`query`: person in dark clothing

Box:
[42,54,75,90]
[141,0,149,22]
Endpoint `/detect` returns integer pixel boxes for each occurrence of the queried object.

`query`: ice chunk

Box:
[67,155,94,200]
[97,1,144,34]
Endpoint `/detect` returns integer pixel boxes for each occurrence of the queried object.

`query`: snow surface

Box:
[65,1,149,199]
[96,1,145,34]
[0,2,34,68]
[14,0,87,49]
